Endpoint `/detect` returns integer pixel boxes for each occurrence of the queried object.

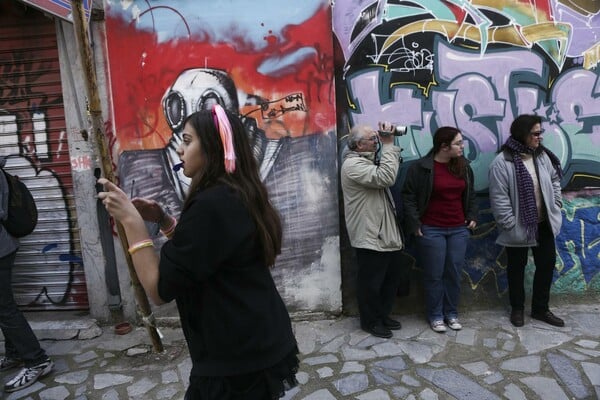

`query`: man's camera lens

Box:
[378,125,408,137]
[394,126,408,136]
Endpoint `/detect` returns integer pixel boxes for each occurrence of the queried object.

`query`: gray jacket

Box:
[341,143,403,252]
[488,150,563,247]
[0,157,19,258]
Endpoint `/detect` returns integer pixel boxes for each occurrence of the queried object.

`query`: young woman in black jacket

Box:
[98,105,298,399]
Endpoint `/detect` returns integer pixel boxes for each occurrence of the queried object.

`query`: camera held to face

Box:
[378,125,408,137]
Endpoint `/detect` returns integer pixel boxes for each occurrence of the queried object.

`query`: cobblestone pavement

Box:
[1,303,599,399]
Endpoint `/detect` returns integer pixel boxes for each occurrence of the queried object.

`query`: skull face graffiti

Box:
[161,68,241,200]
[160,68,301,200]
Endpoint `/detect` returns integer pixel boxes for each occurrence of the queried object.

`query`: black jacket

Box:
[402,154,478,236]
[157,184,297,377]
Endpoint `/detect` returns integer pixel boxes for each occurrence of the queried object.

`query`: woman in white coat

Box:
[488,114,564,328]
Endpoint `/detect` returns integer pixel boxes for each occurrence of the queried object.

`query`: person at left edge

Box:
[341,122,404,339]
[0,156,54,393]
[98,105,298,399]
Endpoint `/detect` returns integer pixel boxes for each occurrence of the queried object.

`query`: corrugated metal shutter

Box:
[0,1,88,310]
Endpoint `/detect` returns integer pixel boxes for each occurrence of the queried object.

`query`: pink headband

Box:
[212,104,236,173]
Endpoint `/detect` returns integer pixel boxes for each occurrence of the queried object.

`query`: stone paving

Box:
[1,303,599,399]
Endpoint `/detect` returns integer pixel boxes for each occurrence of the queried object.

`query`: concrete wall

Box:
[333,1,600,315]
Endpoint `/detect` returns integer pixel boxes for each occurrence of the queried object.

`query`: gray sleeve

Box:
[488,160,516,230]
[0,159,19,254]
[547,154,563,207]
[0,168,9,222]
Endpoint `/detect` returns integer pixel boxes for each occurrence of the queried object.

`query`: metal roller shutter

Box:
[0,1,88,310]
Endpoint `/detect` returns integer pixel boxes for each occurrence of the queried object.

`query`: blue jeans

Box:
[0,251,48,367]
[416,225,470,323]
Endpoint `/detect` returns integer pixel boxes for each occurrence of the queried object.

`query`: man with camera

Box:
[341,122,405,338]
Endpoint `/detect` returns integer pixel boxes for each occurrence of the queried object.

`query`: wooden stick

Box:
[71,0,163,352]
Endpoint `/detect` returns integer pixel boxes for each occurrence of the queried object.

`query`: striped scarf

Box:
[503,137,563,241]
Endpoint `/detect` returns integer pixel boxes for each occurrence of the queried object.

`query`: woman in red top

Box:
[402,127,477,333]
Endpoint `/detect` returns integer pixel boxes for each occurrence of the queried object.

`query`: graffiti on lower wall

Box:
[105,0,341,312]
[333,0,600,295]
[554,191,600,293]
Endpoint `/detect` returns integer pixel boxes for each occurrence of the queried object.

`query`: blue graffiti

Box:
[557,197,600,286]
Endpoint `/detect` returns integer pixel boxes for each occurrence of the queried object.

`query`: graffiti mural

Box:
[333,0,600,296]
[0,1,87,309]
[104,0,341,312]
[554,191,600,292]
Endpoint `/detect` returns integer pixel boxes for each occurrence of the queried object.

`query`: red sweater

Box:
[421,161,466,227]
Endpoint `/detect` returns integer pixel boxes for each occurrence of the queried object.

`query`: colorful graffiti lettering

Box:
[345,39,599,190]
[334,0,600,296]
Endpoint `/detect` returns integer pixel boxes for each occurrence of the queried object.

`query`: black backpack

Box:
[2,170,38,237]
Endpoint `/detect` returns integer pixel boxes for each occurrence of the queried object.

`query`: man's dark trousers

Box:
[355,248,404,329]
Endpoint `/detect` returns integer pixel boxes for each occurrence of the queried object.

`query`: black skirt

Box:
[185,347,299,400]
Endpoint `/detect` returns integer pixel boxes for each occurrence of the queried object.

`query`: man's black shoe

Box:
[382,317,402,330]
[363,323,392,339]
[510,309,524,327]
[531,310,564,327]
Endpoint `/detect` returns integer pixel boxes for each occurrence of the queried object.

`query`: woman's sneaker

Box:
[4,359,54,393]
[0,356,22,371]
[430,320,447,333]
[446,317,463,331]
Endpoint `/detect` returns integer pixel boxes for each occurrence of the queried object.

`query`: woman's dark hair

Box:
[509,114,542,145]
[181,109,282,266]
[429,126,467,178]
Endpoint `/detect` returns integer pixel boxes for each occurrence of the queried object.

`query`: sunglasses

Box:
[530,129,545,137]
